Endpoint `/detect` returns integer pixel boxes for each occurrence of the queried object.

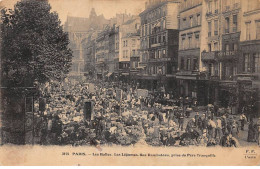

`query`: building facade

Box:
[138,0,180,93]
[120,33,140,82]
[238,0,260,117]
[95,26,110,79]
[201,0,242,110]
[117,17,141,81]
[83,32,98,79]
[199,0,259,116]
[177,0,203,104]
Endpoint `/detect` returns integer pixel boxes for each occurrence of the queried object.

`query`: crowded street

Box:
[31,78,260,147]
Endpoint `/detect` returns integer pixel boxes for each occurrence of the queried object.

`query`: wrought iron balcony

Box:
[202,50,239,62]
[216,50,239,61]
[201,51,218,62]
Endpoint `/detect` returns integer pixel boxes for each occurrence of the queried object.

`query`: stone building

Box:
[138,0,180,92]
[83,31,99,79]
[199,0,259,116]
[95,26,111,79]
[176,0,203,103]
[120,32,141,83]
[200,0,242,110]
[238,0,260,116]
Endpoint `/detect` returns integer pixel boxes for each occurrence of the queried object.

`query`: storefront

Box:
[219,81,238,114]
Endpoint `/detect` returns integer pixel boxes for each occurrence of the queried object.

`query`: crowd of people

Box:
[32,78,260,147]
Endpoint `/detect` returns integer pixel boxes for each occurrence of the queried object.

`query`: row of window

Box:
[180,32,200,50]
[202,53,259,79]
[122,49,139,58]
[148,66,166,75]
[208,63,237,81]
[150,49,166,59]
[180,58,198,71]
[207,43,238,52]
[207,15,238,37]
[150,33,166,45]
[119,63,129,69]
[224,15,238,34]
[207,0,240,14]
[142,5,167,23]
[181,13,201,30]
[141,19,166,37]
[245,21,260,41]
[244,53,260,73]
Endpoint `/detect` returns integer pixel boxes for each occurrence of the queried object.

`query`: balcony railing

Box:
[216,50,239,61]
[202,50,239,62]
[201,51,218,61]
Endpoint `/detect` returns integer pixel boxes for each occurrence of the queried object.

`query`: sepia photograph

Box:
[0,0,259,166]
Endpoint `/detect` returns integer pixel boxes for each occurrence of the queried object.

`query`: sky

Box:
[1,0,146,24]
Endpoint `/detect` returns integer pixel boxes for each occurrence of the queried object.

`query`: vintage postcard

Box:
[0,0,259,166]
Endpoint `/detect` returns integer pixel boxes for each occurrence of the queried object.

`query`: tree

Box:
[1,0,73,94]
[0,0,73,144]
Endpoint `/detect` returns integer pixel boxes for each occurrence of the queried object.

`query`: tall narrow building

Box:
[201,0,242,110]
[138,0,180,92]
[177,0,203,104]
[238,0,260,116]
